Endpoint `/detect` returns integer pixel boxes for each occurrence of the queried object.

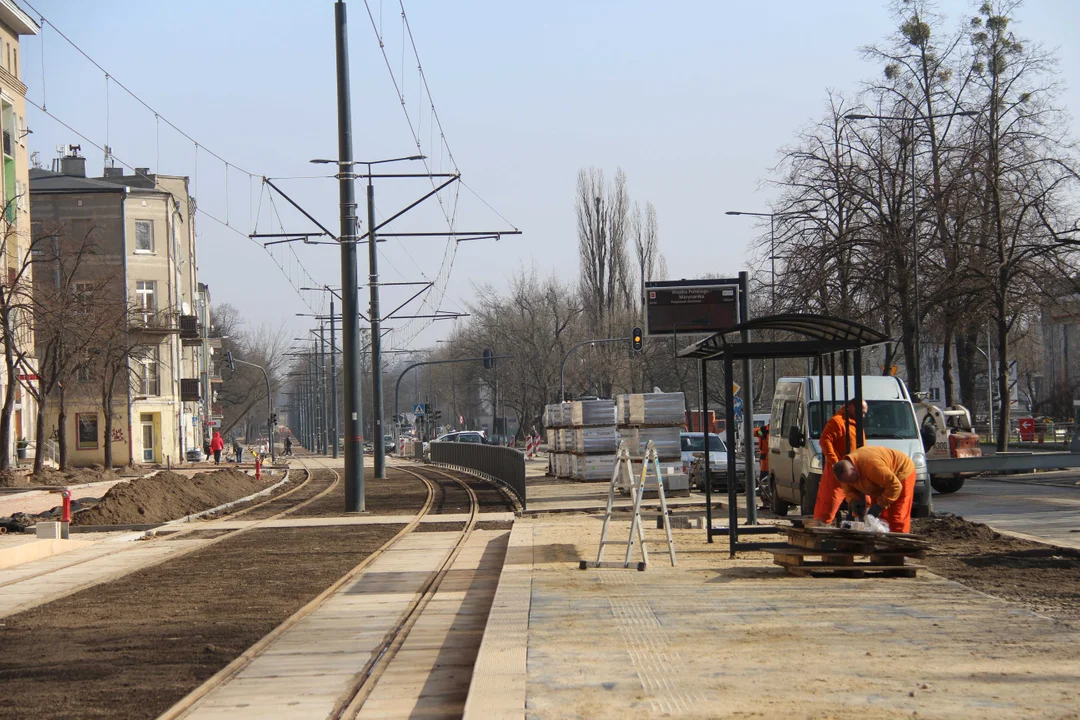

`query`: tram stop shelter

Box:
[677,313,889,556]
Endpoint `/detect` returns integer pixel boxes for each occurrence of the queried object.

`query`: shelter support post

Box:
[854,349,864,448]
[739,272,756,524]
[701,359,712,542]
[724,350,738,558]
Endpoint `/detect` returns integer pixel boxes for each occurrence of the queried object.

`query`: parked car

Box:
[185,447,205,463]
[768,375,930,517]
[424,430,486,456]
[681,432,745,492]
[383,434,396,454]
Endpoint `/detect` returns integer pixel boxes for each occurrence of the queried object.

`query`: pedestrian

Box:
[203,437,211,461]
[233,437,243,464]
[284,435,293,457]
[832,445,916,533]
[813,399,868,525]
[753,423,770,482]
[210,430,225,465]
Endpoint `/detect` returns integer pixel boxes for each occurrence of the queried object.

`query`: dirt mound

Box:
[72,469,271,526]
[913,514,1001,543]
[0,468,27,487]
[31,466,123,487]
[913,514,1080,626]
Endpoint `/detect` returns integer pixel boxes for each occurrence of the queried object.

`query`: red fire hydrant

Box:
[61,489,71,539]
[255,457,261,480]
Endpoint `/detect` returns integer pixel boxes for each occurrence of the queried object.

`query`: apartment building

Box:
[0,2,38,462]
[29,152,211,467]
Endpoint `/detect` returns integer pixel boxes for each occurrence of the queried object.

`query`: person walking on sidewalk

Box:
[832,445,916,533]
[210,430,225,465]
[232,437,243,464]
[813,399,867,525]
[283,435,293,457]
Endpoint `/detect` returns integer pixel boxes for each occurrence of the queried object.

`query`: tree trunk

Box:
[995,297,1011,452]
[955,329,979,411]
[942,325,955,407]
[103,388,114,468]
[33,391,47,473]
[57,385,68,470]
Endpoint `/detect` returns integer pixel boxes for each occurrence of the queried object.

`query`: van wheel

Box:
[769,475,789,516]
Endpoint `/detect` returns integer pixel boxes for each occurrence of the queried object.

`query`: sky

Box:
[17,0,1080,351]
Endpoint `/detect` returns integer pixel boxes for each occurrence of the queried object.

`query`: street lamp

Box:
[843,109,977,393]
[725,209,821,390]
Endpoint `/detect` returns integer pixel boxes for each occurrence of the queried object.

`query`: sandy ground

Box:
[515,514,1080,719]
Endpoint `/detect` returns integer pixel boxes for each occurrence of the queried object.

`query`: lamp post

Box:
[843,109,977,393]
[361,155,424,480]
[724,209,821,390]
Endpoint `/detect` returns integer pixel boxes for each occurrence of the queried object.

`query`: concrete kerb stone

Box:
[162,468,291,526]
[462,521,531,720]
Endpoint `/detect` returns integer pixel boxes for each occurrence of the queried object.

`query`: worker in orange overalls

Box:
[754,424,769,478]
[813,399,867,525]
[832,445,916,533]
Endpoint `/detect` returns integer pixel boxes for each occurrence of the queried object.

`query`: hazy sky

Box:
[19,0,1080,350]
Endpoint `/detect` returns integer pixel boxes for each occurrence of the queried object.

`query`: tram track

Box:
[158,462,487,720]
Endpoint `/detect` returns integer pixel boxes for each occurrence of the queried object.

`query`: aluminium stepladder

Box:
[579,440,677,570]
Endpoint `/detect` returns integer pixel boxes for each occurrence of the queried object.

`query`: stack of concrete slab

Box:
[568,399,617,481]
[616,392,689,495]
[543,403,571,478]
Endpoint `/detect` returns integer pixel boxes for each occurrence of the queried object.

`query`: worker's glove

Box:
[866,503,884,519]
[849,497,867,518]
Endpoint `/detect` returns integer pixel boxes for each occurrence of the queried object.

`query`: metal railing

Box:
[429,441,526,511]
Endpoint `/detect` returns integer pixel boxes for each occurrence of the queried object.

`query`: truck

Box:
[914,400,981,494]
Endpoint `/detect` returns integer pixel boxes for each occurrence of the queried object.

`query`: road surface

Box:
[933,471,1080,549]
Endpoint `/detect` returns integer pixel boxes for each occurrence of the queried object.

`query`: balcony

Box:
[129,310,179,334]
[180,378,201,402]
[179,314,201,344]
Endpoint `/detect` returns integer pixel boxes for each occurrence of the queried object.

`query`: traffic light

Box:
[631,327,643,352]
[482,348,494,369]
[225,351,235,371]
[270,413,278,425]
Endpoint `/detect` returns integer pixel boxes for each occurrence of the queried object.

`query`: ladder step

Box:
[600,540,628,546]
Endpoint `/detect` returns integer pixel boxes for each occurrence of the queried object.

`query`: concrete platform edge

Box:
[462,520,531,720]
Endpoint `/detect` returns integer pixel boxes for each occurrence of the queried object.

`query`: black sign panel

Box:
[645,281,740,336]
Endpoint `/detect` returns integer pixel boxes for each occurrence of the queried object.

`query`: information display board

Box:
[644,280,741,336]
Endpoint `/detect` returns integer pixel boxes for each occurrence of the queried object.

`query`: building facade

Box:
[0,2,38,463]
[29,154,210,466]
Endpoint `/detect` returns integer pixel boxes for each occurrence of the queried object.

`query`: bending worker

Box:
[832,445,916,533]
[813,399,867,525]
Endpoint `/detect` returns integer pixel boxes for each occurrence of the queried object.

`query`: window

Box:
[13,48,17,79]
[135,280,156,322]
[76,364,92,383]
[77,413,99,450]
[929,387,941,402]
[136,346,160,396]
[135,220,153,252]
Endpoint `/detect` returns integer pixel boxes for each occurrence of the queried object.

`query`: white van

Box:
[767,375,930,518]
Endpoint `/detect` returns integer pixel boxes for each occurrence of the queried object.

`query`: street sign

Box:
[644,279,740,336]
[206,419,220,428]
[732,382,741,395]
[414,404,425,416]
[733,396,743,412]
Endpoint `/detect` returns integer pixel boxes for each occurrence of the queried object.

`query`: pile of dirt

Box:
[31,465,123,487]
[72,469,271,526]
[0,468,27,487]
[913,515,1080,626]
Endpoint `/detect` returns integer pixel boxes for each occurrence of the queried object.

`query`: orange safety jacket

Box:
[841,445,915,508]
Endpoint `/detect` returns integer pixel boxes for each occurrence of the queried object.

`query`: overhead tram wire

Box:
[27,98,320,315]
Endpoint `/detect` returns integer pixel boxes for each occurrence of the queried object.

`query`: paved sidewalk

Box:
[466,515,1080,719]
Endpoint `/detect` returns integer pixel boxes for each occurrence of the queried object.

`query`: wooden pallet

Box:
[786,526,931,553]
[772,548,925,578]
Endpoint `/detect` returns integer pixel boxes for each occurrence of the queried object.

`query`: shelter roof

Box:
[677,313,889,361]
